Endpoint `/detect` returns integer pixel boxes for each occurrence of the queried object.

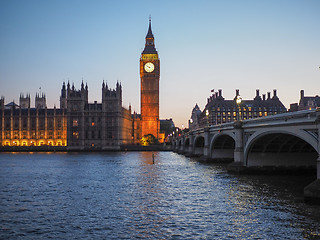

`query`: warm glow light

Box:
[1,114,67,148]
[236,95,242,105]
[73,119,78,127]
[141,54,158,60]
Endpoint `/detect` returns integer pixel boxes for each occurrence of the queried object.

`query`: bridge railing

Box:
[242,109,318,127]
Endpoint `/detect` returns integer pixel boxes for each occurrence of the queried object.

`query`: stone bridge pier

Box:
[203,128,210,158]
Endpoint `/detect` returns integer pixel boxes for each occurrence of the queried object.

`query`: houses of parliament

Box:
[1,19,318,149]
[0,20,166,150]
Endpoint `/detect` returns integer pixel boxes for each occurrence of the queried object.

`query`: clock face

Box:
[144,62,154,72]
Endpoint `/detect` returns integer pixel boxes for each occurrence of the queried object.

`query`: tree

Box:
[140,134,159,146]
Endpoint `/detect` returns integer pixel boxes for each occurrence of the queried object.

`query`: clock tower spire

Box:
[142,17,157,54]
[140,18,160,140]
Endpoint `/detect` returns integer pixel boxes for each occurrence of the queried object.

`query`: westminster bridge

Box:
[172,109,320,203]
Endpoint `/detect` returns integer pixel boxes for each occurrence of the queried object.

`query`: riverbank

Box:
[0,145,172,152]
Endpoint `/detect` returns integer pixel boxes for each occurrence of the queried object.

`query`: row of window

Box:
[2,141,66,147]
[211,111,275,117]
[72,130,115,140]
[1,118,64,129]
[212,107,283,111]
[2,131,64,139]
[200,112,278,126]
[72,118,118,127]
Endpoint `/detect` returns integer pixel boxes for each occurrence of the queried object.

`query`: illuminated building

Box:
[140,18,160,140]
[189,89,287,130]
[0,18,170,149]
[0,81,137,149]
[0,94,67,147]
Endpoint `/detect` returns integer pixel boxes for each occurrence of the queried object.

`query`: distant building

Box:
[189,104,202,130]
[160,118,175,142]
[295,90,320,111]
[189,89,286,130]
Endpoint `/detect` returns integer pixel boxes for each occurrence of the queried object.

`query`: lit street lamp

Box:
[206,109,209,127]
[236,95,242,121]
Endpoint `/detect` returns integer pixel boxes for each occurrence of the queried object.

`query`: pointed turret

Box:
[146,16,154,39]
[81,79,84,90]
[61,82,66,98]
[142,17,157,54]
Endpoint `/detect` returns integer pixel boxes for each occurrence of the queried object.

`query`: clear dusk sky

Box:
[1,0,319,128]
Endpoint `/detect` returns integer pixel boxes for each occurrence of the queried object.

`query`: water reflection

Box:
[0,152,320,239]
[139,151,158,165]
[119,151,168,238]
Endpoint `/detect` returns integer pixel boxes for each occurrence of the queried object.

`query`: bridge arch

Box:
[193,135,205,156]
[245,129,318,167]
[210,133,235,162]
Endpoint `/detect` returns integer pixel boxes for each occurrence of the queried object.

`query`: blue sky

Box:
[1,0,319,127]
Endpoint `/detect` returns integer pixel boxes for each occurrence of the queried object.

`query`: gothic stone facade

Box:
[62,81,134,150]
[0,81,135,150]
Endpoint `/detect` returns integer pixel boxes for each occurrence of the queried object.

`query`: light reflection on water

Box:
[0,151,319,239]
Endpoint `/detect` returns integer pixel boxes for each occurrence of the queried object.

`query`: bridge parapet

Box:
[242,109,318,128]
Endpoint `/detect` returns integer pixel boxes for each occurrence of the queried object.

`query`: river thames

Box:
[1,151,320,239]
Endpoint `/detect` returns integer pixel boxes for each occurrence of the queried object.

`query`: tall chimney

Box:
[218,89,222,97]
[236,89,239,96]
[267,92,271,100]
[256,89,260,97]
[273,89,277,97]
[262,94,266,101]
[300,90,304,100]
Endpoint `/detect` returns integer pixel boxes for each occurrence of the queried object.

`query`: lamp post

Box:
[206,109,209,127]
[236,95,242,121]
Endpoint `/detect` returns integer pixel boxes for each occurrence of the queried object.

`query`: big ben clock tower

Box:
[140,18,160,139]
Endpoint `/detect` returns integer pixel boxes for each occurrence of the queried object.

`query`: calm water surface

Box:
[0,152,320,239]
